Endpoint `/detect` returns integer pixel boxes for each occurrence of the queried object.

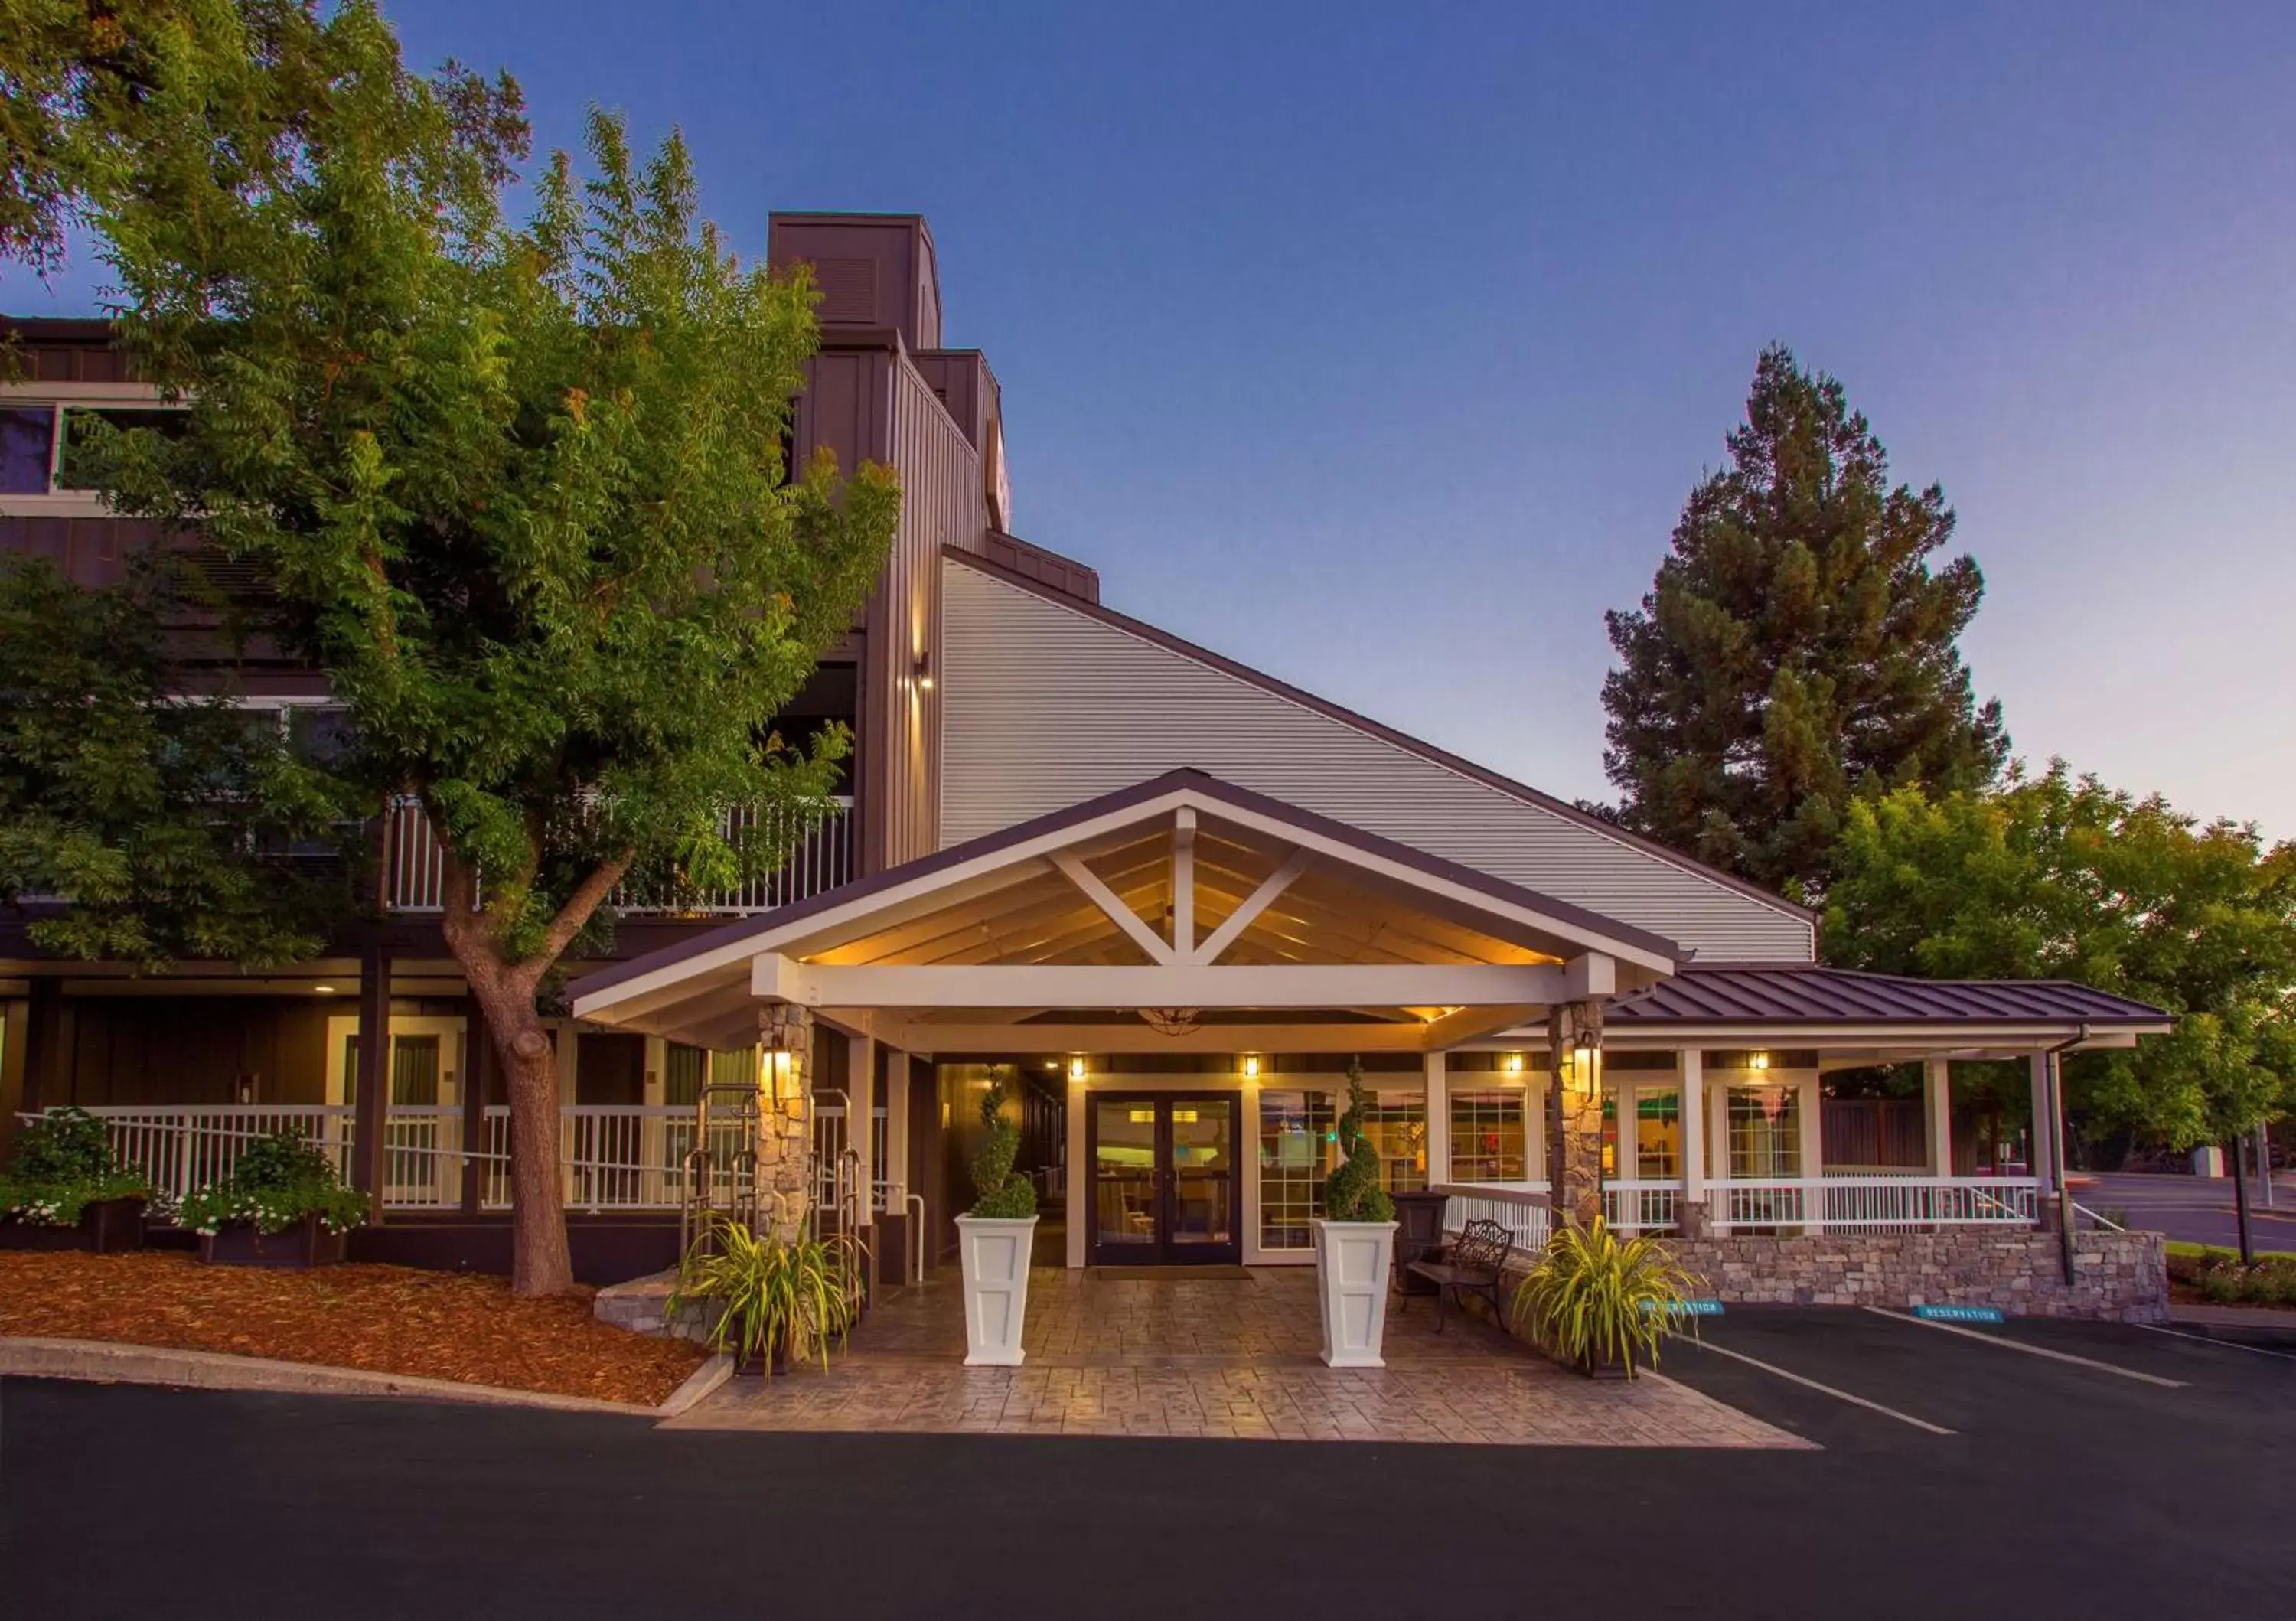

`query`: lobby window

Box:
[1727,1084,1802,1179]
[1448,1090,1526,1183]
[1257,1090,1332,1251]
[1361,1094,1427,1195]
[1634,1091,1681,1179]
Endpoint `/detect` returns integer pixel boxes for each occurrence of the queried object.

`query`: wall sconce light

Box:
[1566,1043,1600,1101]
[1748,1050,1770,1074]
[1502,1052,1524,1075]
[912,650,934,693]
[765,1047,799,1111]
[1242,1054,1261,1080]
[1068,1054,1088,1081]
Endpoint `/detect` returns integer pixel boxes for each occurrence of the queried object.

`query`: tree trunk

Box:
[461,956,576,1296]
[434,837,632,1299]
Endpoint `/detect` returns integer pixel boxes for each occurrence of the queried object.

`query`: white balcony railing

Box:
[384,796,854,916]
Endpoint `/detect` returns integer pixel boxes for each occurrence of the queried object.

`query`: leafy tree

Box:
[1825,763,2296,1156]
[0,553,351,969]
[36,2,897,1293]
[1602,344,2007,899]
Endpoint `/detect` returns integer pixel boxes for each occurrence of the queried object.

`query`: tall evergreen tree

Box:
[1601,345,2007,899]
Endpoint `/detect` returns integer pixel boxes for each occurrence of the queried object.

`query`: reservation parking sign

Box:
[1913,1304,2007,1324]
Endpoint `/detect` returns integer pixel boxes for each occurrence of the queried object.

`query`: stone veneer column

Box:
[757,1003,815,1242]
[1548,1000,1606,1228]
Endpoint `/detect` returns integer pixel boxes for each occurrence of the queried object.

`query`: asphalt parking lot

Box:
[5,1307,2292,1619]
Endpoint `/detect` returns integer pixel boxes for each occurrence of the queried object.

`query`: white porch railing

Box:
[384,795,854,916]
[1434,1181,1551,1254]
[52,1103,712,1213]
[1716,1176,2038,1233]
[1605,1179,1683,1234]
[1426,1175,2040,1244]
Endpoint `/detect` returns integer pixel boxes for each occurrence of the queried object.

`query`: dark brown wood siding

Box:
[872,352,986,868]
[47,995,332,1107]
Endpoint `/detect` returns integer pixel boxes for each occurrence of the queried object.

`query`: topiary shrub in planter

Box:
[1511,1215,1699,1379]
[955,1077,1041,1365]
[0,1107,150,1251]
[1311,1062,1401,1367]
[178,1131,368,1268]
[666,1216,865,1375]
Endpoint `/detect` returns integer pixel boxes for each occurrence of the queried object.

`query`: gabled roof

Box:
[1609,967,2170,1030]
[568,768,1681,1039]
[944,545,1816,930]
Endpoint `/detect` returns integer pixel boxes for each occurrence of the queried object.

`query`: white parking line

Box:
[1864,1308,2186,1388]
[1679,1336,1957,1435]
[2134,1323,2296,1364]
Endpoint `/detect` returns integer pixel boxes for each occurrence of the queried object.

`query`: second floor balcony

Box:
[382,796,856,918]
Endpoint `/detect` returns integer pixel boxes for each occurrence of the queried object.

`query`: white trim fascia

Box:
[752,956,1565,1011]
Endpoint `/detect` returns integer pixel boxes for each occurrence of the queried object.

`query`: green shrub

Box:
[175,1130,368,1235]
[1511,1216,1701,1377]
[0,1107,149,1227]
[1321,1061,1394,1224]
[2181,1244,2296,1308]
[967,1078,1039,1219]
[667,1217,863,1371]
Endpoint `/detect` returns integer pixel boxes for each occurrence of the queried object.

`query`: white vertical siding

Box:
[940,559,1816,964]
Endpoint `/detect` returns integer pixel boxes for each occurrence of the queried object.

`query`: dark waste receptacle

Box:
[1392,1189,1449,1295]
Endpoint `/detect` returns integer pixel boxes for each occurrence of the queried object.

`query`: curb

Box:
[0,1336,727,1419]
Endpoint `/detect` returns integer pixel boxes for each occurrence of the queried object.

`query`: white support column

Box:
[556,1018,580,1107]
[1526,1071,1548,1186]
[1065,1069,1088,1269]
[1923,1057,1954,1176]
[1423,1050,1450,1187]
[1707,1068,1733,1234]
[2027,1052,2055,1185]
[1798,1073,1825,1233]
[1240,1077,1264,1263]
[1679,1049,1706,1218]
[1799,1073,1825,1180]
[846,1030,876,1221]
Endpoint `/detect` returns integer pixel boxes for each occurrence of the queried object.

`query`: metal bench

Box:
[1401,1218,1514,1332]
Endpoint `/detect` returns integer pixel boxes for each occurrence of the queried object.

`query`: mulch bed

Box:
[0,1251,707,1406]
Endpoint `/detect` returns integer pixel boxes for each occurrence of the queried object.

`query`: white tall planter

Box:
[955,1214,1039,1366]
[1312,1218,1399,1368]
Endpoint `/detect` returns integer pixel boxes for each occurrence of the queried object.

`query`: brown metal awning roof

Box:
[1609,967,2169,1029]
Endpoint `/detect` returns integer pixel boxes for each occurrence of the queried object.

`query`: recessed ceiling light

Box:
[313,984,337,994]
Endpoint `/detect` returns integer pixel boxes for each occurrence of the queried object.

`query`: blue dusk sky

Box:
[13,3,2294,837]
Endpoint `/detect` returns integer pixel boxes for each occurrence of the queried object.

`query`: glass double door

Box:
[1088,1092,1240,1266]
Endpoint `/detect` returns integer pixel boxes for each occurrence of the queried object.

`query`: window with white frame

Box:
[0,400,188,497]
[1448,1089,1527,1183]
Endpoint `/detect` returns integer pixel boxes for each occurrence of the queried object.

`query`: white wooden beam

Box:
[751,956,1564,1009]
[1172,807,1196,960]
[1190,849,1313,965]
[1564,952,1616,1000]
[1051,852,1176,965]
[1417,1003,1544,1050]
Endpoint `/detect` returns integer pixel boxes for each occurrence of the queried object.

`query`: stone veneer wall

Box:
[1655,1229,2169,1323]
